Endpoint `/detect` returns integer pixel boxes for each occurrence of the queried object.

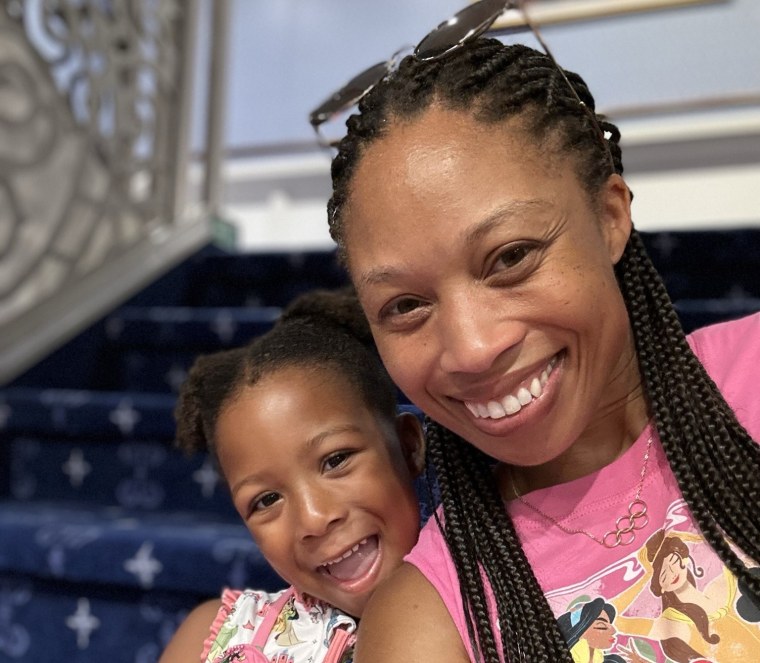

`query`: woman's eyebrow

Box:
[356,266,404,289]
[356,200,550,290]
[464,199,551,248]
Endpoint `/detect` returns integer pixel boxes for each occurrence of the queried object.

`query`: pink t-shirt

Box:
[406,313,760,662]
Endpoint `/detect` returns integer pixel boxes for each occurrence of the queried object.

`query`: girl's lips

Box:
[317,535,383,590]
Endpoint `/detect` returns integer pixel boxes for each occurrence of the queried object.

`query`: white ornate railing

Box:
[0,0,220,384]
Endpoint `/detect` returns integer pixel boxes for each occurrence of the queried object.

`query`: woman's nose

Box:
[294,485,347,540]
[437,294,524,374]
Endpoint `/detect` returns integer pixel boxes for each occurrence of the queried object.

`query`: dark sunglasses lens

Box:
[415,0,509,60]
[310,61,390,126]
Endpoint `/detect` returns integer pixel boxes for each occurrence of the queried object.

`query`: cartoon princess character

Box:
[558,598,647,663]
[272,598,302,647]
[612,529,760,662]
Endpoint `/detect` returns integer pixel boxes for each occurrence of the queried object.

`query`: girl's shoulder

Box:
[203,587,357,663]
[159,598,224,663]
[355,562,471,663]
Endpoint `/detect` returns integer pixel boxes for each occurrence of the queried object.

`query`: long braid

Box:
[618,231,760,595]
[427,418,574,663]
[329,37,760,662]
[426,421,499,663]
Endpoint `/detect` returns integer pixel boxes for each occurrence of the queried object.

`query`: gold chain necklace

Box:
[509,434,654,549]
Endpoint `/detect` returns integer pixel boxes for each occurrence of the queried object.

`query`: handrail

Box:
[0,0,225,385]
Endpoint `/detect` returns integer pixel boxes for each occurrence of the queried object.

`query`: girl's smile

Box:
[216,366,423,618]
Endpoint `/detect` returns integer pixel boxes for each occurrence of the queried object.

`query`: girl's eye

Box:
[324,451,352,471]
[251,491,280,513]
[486,242,542,284]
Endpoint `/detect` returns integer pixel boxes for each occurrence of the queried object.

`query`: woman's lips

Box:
[463,354,559,420]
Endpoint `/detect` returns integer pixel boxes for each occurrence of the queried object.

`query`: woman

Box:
[317,2,760,661]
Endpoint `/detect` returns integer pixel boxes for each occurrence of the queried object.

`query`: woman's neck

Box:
[504,389,650,495]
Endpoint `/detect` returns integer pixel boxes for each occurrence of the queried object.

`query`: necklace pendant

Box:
[510,432,655,549]
[602,498,650,548]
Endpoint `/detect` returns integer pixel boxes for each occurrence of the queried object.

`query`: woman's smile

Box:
[461,353,559,420]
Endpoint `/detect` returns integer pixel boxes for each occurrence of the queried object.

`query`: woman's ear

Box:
[395,412,426,477]
[599,174,633,265]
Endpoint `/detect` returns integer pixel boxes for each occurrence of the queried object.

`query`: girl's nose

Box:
[294,485,347,540]
[437,294,525,375]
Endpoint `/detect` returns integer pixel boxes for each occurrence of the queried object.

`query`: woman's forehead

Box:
[344,120,578,267]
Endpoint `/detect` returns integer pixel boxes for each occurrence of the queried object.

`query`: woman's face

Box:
[343,106,638,467]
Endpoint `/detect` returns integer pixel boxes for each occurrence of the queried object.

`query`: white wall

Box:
[211,105,760,252]
[197,0,760,251]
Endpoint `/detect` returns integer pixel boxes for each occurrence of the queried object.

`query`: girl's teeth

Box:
[465,402,479,417]
[476,403,490,418]
[530,377,542,397]
[326,538,367,566]
[539,370,549,386]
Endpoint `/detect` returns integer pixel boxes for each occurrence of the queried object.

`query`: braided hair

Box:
[327,39,760,662]
[174,286,397,458]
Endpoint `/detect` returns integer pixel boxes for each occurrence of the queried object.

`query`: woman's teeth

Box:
[465,357,556,420]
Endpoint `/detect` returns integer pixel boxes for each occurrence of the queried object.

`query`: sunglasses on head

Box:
[309,0,602,150]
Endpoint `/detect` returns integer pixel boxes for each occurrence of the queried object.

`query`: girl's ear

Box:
[395,412,426,477]
[599,174,633,265]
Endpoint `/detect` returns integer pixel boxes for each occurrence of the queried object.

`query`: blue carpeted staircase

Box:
[1,229,758,662]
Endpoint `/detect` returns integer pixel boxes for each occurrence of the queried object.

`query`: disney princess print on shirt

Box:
[548,499,760,663]
[203,587,356,663]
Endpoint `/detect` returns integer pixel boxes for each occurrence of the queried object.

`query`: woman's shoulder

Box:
[355,562,470,663]
[687,311,760,362]
[687,312,760,435]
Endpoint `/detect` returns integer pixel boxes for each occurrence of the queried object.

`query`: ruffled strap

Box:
[200,588,243,662]
[251,587,296,648]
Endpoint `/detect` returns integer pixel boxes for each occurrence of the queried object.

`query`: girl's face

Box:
[215,366,423,617]
[343,105,640,469]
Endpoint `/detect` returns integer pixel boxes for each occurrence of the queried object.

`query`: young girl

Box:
[158,288,425,663]
[314,1,760,661]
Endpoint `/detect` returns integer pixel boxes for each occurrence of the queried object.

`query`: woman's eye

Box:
[386,297,422,317]
[251,491,280,513]
[396,298,421,314]
[496,243,532,270]
[324,451,352,471]
[377,296,428,326]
